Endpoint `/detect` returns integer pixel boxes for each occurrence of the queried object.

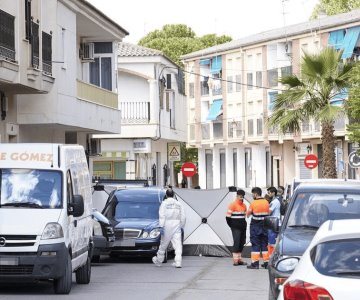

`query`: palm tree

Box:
[268,47,354,178]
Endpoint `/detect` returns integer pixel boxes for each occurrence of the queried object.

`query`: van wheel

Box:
[54,253,72,294]
[75,256,91,284]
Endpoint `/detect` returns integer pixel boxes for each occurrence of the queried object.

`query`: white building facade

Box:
[0,0,127,148]
[91,43,187,186]
[182,10,360,189]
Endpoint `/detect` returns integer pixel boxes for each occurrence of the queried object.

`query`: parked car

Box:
[92,209,115,263]
[266,180,360,300]
[278,219,360,300]
[102,187,169,259]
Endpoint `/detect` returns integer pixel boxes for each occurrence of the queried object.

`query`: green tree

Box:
[268,47,354,178]
[311,0,360,18]
[138,24,232,66]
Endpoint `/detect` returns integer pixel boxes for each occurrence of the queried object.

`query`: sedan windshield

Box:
[0,168,62,209]
[115,201,160,220]
[311,238,360,278]
[286,192,360,228]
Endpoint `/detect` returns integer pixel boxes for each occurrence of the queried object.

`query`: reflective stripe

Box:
[231,216,245,219]
[252,216,265,220]
[253,212,268,216]
[232,212,246,215]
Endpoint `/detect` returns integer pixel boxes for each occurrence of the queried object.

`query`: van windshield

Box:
[0,169,62,209]
[286,192,360,228]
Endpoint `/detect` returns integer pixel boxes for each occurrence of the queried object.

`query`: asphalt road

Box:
[0,256,269,300]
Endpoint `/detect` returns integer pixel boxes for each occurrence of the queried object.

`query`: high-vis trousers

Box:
[250,223,269,265]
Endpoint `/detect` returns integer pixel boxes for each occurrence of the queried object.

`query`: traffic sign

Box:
[349,151,360,168]
[168,143,181,161]
[304,154,318,169]
[181,162,197,177]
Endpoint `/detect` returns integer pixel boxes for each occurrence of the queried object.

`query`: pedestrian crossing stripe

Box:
[170,147,179,156]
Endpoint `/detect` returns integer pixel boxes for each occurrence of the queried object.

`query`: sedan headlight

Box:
[142,231,149,238]
[276,257,300,273]
[41,222,64,240]
[149,228,161,239]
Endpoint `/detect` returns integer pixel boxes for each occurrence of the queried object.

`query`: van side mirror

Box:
[69,195,84,217]
[264,216,280,233]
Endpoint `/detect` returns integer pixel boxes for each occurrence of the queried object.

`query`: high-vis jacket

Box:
[248,198,269,224]
[226,200,247,229]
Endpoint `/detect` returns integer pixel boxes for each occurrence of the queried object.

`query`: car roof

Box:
[114,187,166,200]
[312,219,360,245]
[294,180,360,192]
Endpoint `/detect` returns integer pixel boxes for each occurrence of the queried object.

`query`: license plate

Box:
[0,257,19,266]
[116,239,136,247]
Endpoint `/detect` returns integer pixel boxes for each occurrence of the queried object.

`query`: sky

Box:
[87,0,319,44]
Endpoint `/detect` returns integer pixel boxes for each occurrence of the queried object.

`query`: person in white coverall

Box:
[152,189,186,268]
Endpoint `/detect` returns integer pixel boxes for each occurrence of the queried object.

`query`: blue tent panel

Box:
[207,99,223,121]
[341,26,360,59]
[328,30,345,50]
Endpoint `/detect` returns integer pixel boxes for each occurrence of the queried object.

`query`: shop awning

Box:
[341,26,360,59]
[328,30,345,50]
[211,56,222,74]
[207,99,223,121]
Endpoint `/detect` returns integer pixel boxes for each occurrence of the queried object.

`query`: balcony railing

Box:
[77,80,118,108]
[213,122,223,139]
[201,123,210,140]
[120,101,150,124]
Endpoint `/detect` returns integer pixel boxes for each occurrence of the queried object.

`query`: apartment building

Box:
[182,9,360,189]
[0,0,127,148]
[91,43,187,186]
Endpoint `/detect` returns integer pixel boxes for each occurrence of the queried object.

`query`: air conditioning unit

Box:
[80,43,94,61]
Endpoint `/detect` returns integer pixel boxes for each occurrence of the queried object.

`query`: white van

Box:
[0,143,93,294]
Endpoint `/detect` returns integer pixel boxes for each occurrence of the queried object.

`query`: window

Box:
[233,149,238,186]
[31,22,39,68]
[201,77,210,96]
[235,74,241,92]
[247,73,253,90]
[25,0,31,40]
[227,76,233,93]
[257,118,263,135]
[205,149,213,189]
[0,9,15,61]
[89,42,113,91]
[268,69,278,87]
[220,149,226,188]
[248,119,254,136]
[228,122,234,138]
[236,121,242,138]
[256,71,262,87]
[94,42,112,53]
[281,66,292,78]
[177,68,185,95]
[90,57,112,91]
[189,82,194,98]
[42,32,52,75]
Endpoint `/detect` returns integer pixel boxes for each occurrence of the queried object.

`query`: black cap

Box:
[237,189,245,196]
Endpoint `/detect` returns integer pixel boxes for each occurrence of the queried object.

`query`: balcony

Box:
[120,101,150,124]
[77,80,118,108]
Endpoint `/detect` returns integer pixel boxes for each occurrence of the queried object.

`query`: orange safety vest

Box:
[248,198,269,224]
[226,200,247,228]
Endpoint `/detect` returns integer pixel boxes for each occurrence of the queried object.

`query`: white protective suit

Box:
[154,196,186,267]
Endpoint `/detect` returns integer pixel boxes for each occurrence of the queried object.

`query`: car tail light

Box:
[284,280,333,300]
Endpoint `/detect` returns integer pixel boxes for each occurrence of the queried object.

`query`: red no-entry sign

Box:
[181,162,197,177]
[304,154,319,169]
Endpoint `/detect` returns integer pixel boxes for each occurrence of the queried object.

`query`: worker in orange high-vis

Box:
[246,187,270,269]
[226,189,247,266]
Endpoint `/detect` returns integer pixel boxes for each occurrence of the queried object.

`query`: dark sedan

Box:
[92,209,115,263]
[102,187,167,259]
